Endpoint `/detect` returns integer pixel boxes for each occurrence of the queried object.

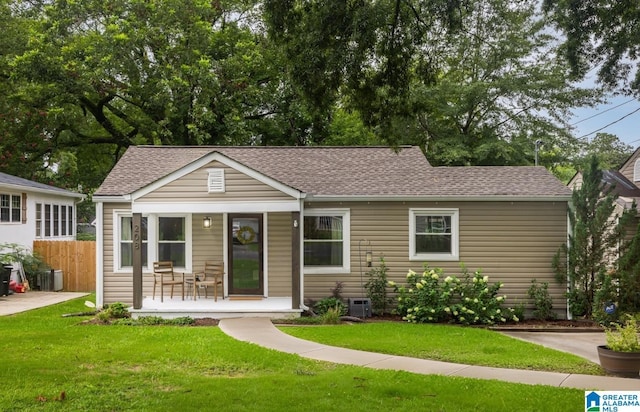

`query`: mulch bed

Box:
[193,317,219,326]
[78,314,602,331]
[355,315,604,332]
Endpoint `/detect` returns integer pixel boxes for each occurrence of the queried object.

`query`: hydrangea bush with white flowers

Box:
[392,265,519,325]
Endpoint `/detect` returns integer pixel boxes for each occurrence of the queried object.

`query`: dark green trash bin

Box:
[0,265,11,296]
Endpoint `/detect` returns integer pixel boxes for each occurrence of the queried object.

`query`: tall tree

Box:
[543,0,640,94]
[583,133,634,170]
[554,156,631,318]
[265,0,601,166]
[2,0,319,189]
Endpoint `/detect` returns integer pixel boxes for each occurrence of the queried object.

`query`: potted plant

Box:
[597,315,640,378]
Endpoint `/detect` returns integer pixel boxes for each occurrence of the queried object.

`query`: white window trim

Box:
[113,212,193,273]
[409,208,459,261]
[113,211,150,273]
[303,208,351,275]
[0,193,21,224]
[156,214,192,272]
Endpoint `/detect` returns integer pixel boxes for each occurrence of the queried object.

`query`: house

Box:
[568,151,640,253]
[0,172,84,251]
[93,146,572,318]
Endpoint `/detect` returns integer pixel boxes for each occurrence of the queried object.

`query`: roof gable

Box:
[131,151,304,200]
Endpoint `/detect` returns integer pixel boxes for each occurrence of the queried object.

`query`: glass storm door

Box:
[228,214,263,295]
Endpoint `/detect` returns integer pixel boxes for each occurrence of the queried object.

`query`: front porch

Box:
[130,296,302,320]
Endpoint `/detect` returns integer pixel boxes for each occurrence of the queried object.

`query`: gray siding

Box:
[137,160,293,203]
[101,208,294,304]
[619,155,637,183]
[303,201,568,315]
[191,213,225,286]
[102,199,569,315]
[103,203,134,304]
[267,213,292,297]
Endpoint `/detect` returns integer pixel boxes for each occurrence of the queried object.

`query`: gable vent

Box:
[635,159,640,182]
[207,168,225,193]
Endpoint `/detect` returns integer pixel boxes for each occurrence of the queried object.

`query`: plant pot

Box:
[597,345,640,378]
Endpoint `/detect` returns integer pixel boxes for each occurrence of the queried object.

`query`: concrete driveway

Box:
[0,291,90,316]
[500,331,606,364]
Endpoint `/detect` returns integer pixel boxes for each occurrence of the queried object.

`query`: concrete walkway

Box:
[0,291,90,316]
[219,317,640,390]
[500,331,606,364]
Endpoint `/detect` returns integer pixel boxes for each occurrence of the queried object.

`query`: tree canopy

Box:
[2,0,321,190]
[544,0,640,95]
[0,0,630,198]
[265,0,602,165]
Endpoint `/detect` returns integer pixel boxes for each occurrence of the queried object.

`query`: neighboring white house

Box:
[0,172,85,251]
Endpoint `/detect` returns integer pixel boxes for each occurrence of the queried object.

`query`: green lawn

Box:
[280,322,603,375]
[0,296,587,411]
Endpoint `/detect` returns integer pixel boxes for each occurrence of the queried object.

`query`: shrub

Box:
[364,258,394,315]
[527,279,556,320]
[97,302,130,321]
[513,302,526,322]
[605,316,640,352]
[453,268,516,325]
[330,281,344,299]
[320,306,343,324]
[0,243,50,288]
[314,297,347,316]
[395,265,518,325]
[396,267,457,323]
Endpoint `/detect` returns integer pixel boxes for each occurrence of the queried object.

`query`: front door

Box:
[228,214,263,295]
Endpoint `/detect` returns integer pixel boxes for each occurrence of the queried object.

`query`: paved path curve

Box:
[218,317,640,390]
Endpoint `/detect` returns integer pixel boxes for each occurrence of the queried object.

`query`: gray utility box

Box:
[348,298,371,318]
[39,270,63,291]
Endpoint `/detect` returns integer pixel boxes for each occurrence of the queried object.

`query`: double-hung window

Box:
[0,194,21,223]
[304,209,350,274]
[410,208,459,261]
[114,213,190,272]
[158,217,186,267]
[119,216,148,269]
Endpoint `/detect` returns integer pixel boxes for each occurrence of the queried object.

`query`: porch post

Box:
[291,212,301,309]
[132,213,143,309]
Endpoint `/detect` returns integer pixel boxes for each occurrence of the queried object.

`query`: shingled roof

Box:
[0,172,83,198]
[94,146,571,199]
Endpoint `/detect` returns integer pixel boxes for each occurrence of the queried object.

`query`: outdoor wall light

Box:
[203,216,212,228]
[293,219,298,228]
[366,251,372,267]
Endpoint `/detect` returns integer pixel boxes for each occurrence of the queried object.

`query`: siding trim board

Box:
[131,200,301,214]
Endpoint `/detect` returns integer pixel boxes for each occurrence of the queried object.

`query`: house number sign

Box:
[133,223,141,250]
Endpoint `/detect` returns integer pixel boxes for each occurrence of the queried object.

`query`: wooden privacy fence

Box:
[33,240,96,292]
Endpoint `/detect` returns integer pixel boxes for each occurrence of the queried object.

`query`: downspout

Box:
[566,199,573,320]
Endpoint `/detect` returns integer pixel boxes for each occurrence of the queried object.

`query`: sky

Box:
[570,95,640,149]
